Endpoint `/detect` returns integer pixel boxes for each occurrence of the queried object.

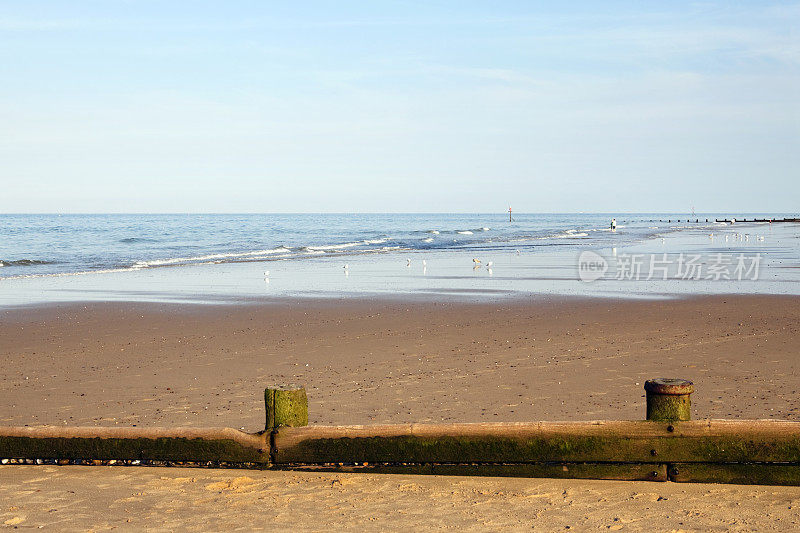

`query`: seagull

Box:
[472,258,481,264]
[422,260,427,267]
[486,261,493,268]
[406,258,412,267]
[343,264,349,271]
[516,249,520,255]
[264,270,270,278]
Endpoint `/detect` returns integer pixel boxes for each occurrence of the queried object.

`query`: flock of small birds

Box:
[265,256,501,280]
[407,257,495,270]
[263,230,765,283]
[328,228,767,278]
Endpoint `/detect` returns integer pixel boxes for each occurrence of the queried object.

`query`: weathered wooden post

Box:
[265,385,308,431]
[644,378,694,421]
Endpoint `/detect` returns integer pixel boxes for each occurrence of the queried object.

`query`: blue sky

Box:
[1,1,798,213]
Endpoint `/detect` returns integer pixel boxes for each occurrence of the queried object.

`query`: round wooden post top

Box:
[644,378,694,395]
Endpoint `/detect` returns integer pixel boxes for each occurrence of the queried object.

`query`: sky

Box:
[1,1,798,213]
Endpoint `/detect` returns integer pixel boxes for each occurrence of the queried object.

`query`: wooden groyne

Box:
[714,218,800,223]
[1,381,799,485]
[648,217,799,223]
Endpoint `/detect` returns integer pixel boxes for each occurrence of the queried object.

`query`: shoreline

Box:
[3,288,799,312]
[2,218,798,307]
[0,291,659,313]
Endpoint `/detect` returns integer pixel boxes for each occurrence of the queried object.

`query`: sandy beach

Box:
[1,294,799,529]
[2,295,798,429]
[2,465,799,531]
[3,0,798,528]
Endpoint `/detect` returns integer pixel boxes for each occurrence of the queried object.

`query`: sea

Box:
[1,213,798,305]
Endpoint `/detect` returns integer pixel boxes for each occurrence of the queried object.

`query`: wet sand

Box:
[1,295,798,428]
[1,294,799,529]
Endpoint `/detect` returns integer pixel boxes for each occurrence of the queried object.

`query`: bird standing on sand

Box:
[264,270,270,278]
[407,258,412,267]
[486,261,493,268]
[472,258,481,265]
[343,264,349,271]
[422,260,427,268]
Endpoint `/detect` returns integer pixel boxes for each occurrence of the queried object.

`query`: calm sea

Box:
[0,213,784,279]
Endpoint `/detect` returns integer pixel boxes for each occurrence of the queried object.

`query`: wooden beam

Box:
[2,420,799,485]
[670,463,800,486]
[283,462,669,481]
[0,426,268,464]
[273,420,800,464]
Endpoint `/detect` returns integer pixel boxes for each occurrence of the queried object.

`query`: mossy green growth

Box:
[432,462,667,481]
[0,436,267,463]
[282,462,667,481]
[274,434,653,464]
[670,463,800,486]
[275,431,800,464]
[265,386,308,430]
[687,435,800,463]
[646,392,691,421]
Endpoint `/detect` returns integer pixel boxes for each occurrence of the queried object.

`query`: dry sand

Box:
[1,465,799,531]
[1,294,799,530]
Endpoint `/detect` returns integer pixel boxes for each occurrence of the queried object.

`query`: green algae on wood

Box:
[281,462,668,481]
[265,385,308,430]
[273,421,800,464]
[644,378,694,421]
[646,394,692,421]
[274,434,630,464]
[0,426,268,463]
[669,463,800,486]
[432,462,667,481]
